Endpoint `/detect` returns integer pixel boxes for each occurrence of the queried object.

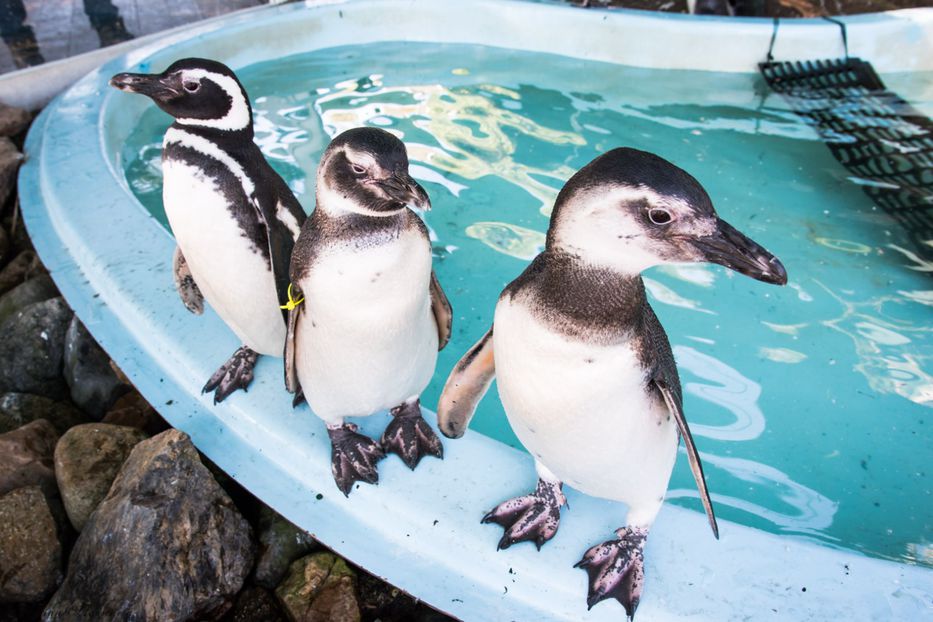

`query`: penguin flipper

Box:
[251,195,297,325]
[283,295,302,396]
[172,246,203,314]
[437,326,495,439]
[653,377,719,539]
[430,270,452,350]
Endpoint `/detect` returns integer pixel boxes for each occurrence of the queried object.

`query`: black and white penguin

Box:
[110,58,306,402]
[437,148,787,619]
[284,127,451,496]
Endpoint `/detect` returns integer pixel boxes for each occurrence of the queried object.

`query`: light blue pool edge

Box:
[19,1,933,620]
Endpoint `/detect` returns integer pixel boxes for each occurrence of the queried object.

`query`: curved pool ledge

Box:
[20,0,933,620]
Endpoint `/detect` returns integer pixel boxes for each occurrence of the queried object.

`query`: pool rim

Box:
[19,1,933,620]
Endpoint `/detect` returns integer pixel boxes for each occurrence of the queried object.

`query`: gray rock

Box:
[0,104,31,138]
[255,506,318,589]
[43,429,255,621]
[275,552,361,622]
[0,138,22,208]
[0,486,62,603]
[223,586,287,622]
[63,317,127,418]
[0,419,58,498]
[53,423,148,531]
[0,274,59,327]
[0,297,73,399]
[101,390,169,436]
[0,227,7,266]
[0,250,43,296]
[0,392,87,434]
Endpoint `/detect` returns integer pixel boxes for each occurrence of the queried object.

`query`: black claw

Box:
[576,527,648,619]
[203,346,258,403]
[381,400,444,470]
[328,423,385,496]
[482,478,565,551]
[292,389,306,408]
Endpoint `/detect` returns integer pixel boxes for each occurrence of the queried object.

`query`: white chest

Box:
[492,297,678,510]
[162,159,284,355]
[295,228,437,420]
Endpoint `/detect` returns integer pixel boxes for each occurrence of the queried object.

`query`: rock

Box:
[0,250,43,296]
[0,419,58,498]
[255,506,317,589]
[42,429,255,621]
[223,586,287,622]
[0,274,59,327]
[101,390,169,436]
[0,138,22,208]
[0,297,73,399]
[275,552,361,622]
[53,423,148,531]
[63,317,127,418]
[0,104,31,138]
[2,207,36,256]
[0,227,7,265]
[0,393,87,434]
[0,486,62,603]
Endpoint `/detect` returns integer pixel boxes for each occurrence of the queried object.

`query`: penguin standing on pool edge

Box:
[110,58,306,402]
[437,148,787,619]
[284,127,451,496]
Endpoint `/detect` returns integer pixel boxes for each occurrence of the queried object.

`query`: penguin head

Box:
[547,148,787,284]
[316,127,430,217]
[110,58,252,133]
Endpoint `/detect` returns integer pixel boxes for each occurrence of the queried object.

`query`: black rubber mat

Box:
[760,55,933,263]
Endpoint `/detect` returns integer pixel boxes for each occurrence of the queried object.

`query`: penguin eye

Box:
[350,163,367,176]
[183,81,200,93]
[648,208,673,226]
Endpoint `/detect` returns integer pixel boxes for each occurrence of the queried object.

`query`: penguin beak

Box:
[109,72,179,102]
[691,218,788,285]
[379,173,431,211]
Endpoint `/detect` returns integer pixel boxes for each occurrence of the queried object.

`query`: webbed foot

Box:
[574,526,648,619]
[328,423,385,496]
[202,346,258,403]
[482,478,565,550]
[380,399,443,469]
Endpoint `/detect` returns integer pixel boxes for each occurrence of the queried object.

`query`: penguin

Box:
[437,148,787,619]
[283,127,451,496]
[110,58,306,402]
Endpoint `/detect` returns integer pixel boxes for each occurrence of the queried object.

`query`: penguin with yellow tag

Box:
[284,127,451,496]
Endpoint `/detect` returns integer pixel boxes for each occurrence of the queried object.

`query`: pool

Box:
[20,0,933,619]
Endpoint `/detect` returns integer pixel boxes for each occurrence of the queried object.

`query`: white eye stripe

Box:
[175,69,251,131]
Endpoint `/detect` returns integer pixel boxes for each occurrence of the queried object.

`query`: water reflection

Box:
[313,75,583,214]
[816,280,933,407]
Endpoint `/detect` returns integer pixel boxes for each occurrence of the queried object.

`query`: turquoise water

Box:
[120,42,932,568]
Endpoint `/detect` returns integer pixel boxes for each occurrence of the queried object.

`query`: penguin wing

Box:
[430,271,452,350]
[653,376,719,540]
[436,326,495,439]
[172,246,204,315]
[283,284,302,395]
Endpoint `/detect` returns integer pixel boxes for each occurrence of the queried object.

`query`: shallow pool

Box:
[119,41,932,568]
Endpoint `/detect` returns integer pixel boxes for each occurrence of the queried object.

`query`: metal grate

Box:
[760,53,933,263]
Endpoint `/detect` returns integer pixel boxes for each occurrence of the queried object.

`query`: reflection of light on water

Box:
[816,281,933,407]
[888,243,933,272]
[408,164,467,197]
[669,453,837,535]
[759,347,807,364]
[814,237,873,254]
[762,321,809,336]
[674,345,766,441]
[644,279,715,314]
[906,542,933,566]
[464,222,544,260]
[312,76,584,214]
[655,264,717,287]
